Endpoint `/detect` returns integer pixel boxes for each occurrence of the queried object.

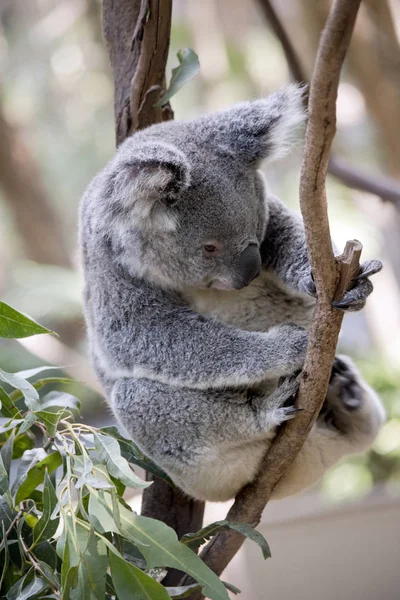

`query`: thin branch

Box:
[256,0,400,208]
[185,1,362,594]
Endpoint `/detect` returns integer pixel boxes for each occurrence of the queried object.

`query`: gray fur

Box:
[80,85,385,502]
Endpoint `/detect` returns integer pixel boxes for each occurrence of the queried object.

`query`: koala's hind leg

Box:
[110,376,301,501]
[272,355,385,499]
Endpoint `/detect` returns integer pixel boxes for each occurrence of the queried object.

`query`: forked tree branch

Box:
[256,0,400,208]
[185,1,362,595]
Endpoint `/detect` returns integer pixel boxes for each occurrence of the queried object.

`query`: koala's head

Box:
[85,85,305,291]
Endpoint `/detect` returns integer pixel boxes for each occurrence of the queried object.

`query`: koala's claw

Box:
[285,406,304,415]
[319,356,363,432]
[299,271,317,298]
[332,277,373,311]
[355,259,383,281]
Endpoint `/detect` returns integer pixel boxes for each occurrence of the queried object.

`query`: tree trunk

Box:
[102,0,205,585]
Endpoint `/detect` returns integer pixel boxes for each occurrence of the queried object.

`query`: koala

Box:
[79,84,385,502]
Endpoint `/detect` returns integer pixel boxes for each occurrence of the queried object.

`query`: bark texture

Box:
[102,0,205,586]
[184,1,362,594]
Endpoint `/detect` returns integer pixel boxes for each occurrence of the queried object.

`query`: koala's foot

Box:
[255,372,302,429]
[317,355,385,444]
[300,259,382,312]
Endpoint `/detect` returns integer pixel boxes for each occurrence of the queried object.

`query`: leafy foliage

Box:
[0,304,271,598]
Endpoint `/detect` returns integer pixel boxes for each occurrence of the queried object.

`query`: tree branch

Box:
[184,1,362,594]
[102,0,205,586]
[256,0,400,208]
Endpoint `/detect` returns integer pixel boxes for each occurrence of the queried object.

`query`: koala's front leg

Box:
[271,356,385,499]
[96,276,309,390]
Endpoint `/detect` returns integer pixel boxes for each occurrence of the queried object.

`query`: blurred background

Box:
[0,0,399,597]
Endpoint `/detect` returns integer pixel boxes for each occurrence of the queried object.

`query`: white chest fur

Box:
[183,270,315,332]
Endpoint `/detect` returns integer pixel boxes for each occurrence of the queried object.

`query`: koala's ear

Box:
[201,84,307,165]
[106,140,191,228]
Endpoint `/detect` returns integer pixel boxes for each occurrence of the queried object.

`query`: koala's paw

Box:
[261,372,302,428]
[300,259,382,312]
[315,355,386,449]
[332,259,382,312]
[275,323,308,374]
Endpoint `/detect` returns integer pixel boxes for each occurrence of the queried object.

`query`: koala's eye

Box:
[203,243,220,256]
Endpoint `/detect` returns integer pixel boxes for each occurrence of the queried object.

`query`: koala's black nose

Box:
[237,243,261,288]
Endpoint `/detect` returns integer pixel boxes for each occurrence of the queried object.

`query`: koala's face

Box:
[137,153,268,291]
[87,85,305,291]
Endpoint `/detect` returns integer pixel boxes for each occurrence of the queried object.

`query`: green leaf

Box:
[0,521,10,590]
[0,452,12,507]
[110,551,171,600]
[0,301,53,338]
[1,429,15,474]
[155,48,200,107]
[0,368,40,410]
[14,451,62,503]
[6,571,48,600]
[181,520,271,559]
[9,377,76,404]
[0,386,20,419]
[39,391,80,412]
[74,456,114,490]
[89,491,229,600]
[33,470,59,544]
[93,432,150,489]
[100,426,173,486]
[19,411,38,434]
[165,585,202,599]
[0,417,24,434]
[35,410,62,437]
[61,516,108,600]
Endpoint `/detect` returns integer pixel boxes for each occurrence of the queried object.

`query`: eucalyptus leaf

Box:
[89,490,229,600]
[93,432,149,489]
[19,412,38,434]
[1,430,15,474]
[165,584,202,599]
[35,410,62,437]
[155,48,200,107]
[110,551,171,600]
[0,386,20,419]
[16,366,62,380]
[0,452,12,507]
[9,377,76,404]
[39,391,80,412]
[100,426,173,486]
[0,301,53,338]
[0,368,40,410]
[33,470,59,544]
[60,516,107,600]
[14,451,62,503]
[181,520,271,559]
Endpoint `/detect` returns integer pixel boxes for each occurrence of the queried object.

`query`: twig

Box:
[256,0,400,208]
[184,1,362,594]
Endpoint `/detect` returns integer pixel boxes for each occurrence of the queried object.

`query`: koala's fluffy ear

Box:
[201,84,307,165]
[107,140,191,229]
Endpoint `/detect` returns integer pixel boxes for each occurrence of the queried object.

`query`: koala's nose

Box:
[237,243,261,288]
